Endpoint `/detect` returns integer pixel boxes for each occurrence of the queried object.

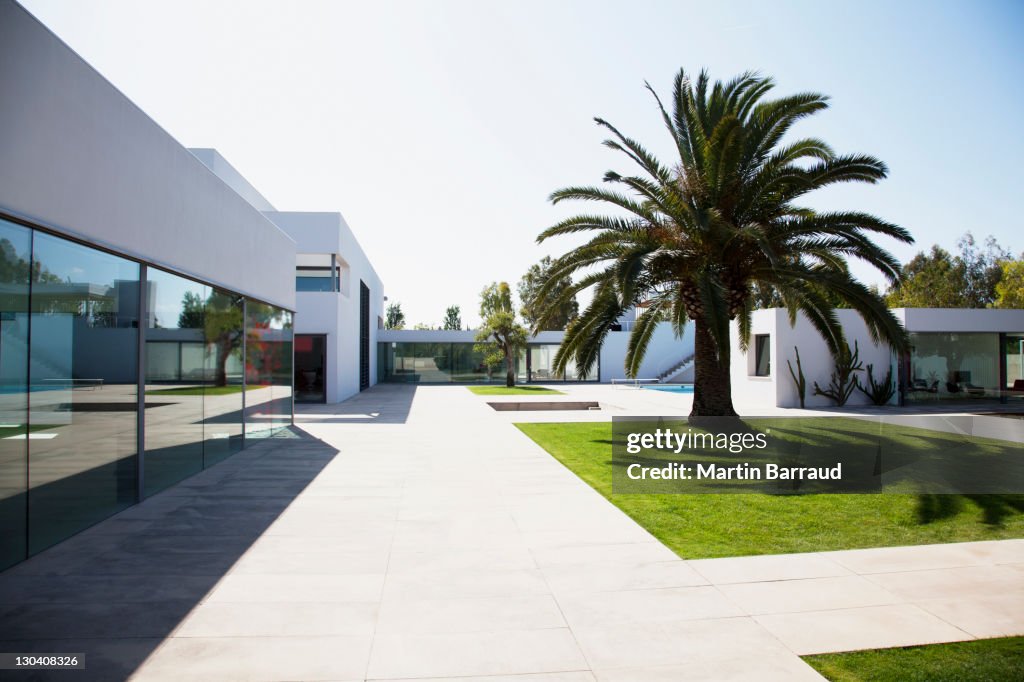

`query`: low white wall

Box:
[0,1,296,310]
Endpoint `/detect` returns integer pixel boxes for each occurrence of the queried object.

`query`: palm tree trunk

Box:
[691,318,737,416]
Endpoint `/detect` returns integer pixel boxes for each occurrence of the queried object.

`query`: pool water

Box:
[642,384,694,393]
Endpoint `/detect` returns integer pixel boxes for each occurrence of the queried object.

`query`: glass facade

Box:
[906,332,1000,402]
[244,303,294,439]
[377,342,597,383]
[0,216,294,571]
[0,221,31,570]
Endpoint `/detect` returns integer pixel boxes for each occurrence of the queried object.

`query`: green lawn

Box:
[803,636,1024,681]
[468,386,564,395]
[145,385,258,396]
[516,421,1024,558]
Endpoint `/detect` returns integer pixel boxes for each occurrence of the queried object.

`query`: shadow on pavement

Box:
[0,428,337,682]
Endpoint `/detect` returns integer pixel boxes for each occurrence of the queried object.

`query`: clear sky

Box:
[20,0,1024,327]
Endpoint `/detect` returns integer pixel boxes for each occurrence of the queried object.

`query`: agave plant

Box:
[535,68,911,415]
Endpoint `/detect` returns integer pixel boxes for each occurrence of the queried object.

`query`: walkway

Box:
[0,384,1021,680]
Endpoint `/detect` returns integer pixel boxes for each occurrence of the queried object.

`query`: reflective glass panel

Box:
[28,232,139,554]
[245,301,279,438]
[204,288,245,464]
[143,268,206,495]
[0,219,31,570]
[907,332,1000,402]
[270,308,293,433]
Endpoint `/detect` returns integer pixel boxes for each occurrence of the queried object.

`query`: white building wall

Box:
[598,323,695,382]
[0,1,295,310]
[264,211,384,404]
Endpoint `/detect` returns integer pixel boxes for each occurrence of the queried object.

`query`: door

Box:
[359,281,370,391]
[294,334,327,403]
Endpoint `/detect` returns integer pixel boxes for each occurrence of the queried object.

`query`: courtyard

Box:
[0,383,1021,680]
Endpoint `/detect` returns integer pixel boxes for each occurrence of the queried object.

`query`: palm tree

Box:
[535,68,912,416]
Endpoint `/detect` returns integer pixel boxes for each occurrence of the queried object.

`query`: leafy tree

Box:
[536,68,911,416]
[177,290,245,386]
[205,291,245,387]
[442,305,462,330]
[413,322,434,330]
[958,233,1009,306]
[473,282,527,387]
[385,302,405,329]
[994,256,1024,309]
[886,233,1008,308]
[518,256,579,330]
[178,291,204,329]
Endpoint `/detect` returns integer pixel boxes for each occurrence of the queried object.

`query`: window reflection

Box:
[143,269,206,495]
[0,219,31,570]
[245,302,292,437]
[28,232,139,554]
[203,289,245,464]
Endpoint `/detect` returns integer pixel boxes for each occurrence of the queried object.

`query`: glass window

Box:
[28,232,139,554]
[203,288,246,463]
[271,309,294,433]
[0,219,31,570]
[754,335,771,376]
[143,268,206,495]
[245,301,292,437]
[1006,335,1024,393]
[908,332,999,402]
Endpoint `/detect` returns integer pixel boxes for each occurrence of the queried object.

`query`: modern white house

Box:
[189,150,385,405]
[734,308,1024,408]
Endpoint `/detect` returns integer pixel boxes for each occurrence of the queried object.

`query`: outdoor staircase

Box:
[657,353,695,383]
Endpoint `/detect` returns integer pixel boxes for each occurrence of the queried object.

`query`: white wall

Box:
[265,211,384,403]
[598,323,695,382]
[0,1,296,310]
[775,310,895,408]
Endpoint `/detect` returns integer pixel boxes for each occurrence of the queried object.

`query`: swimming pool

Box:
[642,384,694,393]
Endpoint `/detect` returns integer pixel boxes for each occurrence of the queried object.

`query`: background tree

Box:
[178,291,204,329]
[518,256,579,330]
[413,322,434,330]
[994,256,1024,309]
[178,290,245,386]
[536,68,911,416]
[886,233,1008,308]
[385,302,405,329]
[442,305,462,330]
[473,282,527,387]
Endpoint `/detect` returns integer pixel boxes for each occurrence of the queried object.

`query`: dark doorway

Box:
[359,281,370,391]
[295,334,327,403]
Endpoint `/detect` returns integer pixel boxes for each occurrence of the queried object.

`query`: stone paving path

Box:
[0,383,1021,681]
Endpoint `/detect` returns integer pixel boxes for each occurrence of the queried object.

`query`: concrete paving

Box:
[0,383,1021,681]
